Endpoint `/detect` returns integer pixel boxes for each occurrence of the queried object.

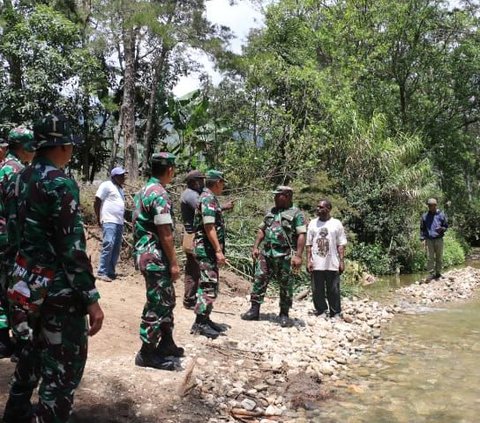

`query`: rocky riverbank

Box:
[188,267,480,423]
[3,265,475,422]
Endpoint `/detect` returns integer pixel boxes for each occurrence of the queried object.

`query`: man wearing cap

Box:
[3,114,104,423]
[0,126,35,359]
[180,170,205,309]
[420,198,448,280]
[133,152,182,371]
[94,166,128,282]
[241,186,306,327]
[191,169,229,339]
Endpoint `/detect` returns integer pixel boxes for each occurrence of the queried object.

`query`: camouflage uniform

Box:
[193,187,225,316]
[0,152,23,331]
[4,116,99,423]
[133,175,176,345]
[0,127,34,354]
[251,205,306,311]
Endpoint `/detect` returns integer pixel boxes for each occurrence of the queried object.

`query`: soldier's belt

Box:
[263,244,291,251]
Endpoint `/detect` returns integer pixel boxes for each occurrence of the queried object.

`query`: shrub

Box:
[407,240,427,273]
[348,242,393,275]
[442,230,466,268]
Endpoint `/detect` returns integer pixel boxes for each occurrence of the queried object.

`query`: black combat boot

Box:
[156,329,184,358]
[241,303,260,321]
[3,388,33,423]
[0,328,13,359]
[279,309,290,328]
[135,343,175,371]
[190,315,220,339]
[206,316,228,333]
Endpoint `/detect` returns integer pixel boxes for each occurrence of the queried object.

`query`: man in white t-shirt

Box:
[306,199,347,318]
[94,166,127,282]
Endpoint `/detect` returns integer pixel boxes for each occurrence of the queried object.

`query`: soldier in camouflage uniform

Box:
[241,186,306,327]
[191,170,228,339]
[0,126,35,359]
[133,152,182,371]
[2,114,104,423]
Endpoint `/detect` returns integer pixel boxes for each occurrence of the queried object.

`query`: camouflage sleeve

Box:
[201,194,216,225]
[0,192,6,254]
[152,190,173,226]
[294,210,307,234]
[0,165,13,182]
[53,178,99,306]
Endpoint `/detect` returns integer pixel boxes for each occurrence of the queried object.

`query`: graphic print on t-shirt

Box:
[316,227,329,257]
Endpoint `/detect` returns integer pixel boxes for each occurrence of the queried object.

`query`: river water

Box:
[315,264,480,423]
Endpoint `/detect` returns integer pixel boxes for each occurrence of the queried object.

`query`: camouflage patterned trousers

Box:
[140,270,176,345]
[7,297,88,423]
[251,254,294,311]
[195,254,219,316]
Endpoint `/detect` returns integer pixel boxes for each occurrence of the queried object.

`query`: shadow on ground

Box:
[72,399,145,423]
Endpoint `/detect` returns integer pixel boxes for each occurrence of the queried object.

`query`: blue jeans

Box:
[98,223,123,278]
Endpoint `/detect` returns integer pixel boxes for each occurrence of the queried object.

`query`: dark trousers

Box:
[311,270,341,316]
[183,252,200,308]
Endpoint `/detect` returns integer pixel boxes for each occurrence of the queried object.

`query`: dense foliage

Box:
[1,0,479,275]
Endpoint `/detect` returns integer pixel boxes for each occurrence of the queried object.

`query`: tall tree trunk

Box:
[110,109,123,175]
[122,27,138,180]
[81,94,91,181]
[144,46,170,162]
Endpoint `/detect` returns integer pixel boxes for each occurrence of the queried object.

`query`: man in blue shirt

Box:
[420,198,448,279]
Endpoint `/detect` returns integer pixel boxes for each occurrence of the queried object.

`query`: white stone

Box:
[265,405,283,416]
[241,398,257,411]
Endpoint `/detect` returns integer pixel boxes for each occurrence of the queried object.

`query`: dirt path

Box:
[0,233,257,423]
[3,230,476,422]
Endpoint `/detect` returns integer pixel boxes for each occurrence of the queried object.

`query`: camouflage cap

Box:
[272,185,293,195]
[205,169,226,181]
[33,114,83,149]
[8,126,34,144]
[151,152,176,166]
[426,198,438,205]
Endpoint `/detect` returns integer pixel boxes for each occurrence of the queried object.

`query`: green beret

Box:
[205,169,225,181]
[151,152,176,166]
[272,185,293,194]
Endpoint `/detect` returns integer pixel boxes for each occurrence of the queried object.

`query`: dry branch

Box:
[177,357,197,397]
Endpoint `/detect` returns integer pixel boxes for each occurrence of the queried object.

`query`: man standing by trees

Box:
[94,166,127,282]
[3,114,104,423]
[306,199,347,318]
[180,170,205,309]
[241,186,306,327]
[420,198,448,280]
[0,126,35,359]
[191,170,229,339]
[133,153,182,371]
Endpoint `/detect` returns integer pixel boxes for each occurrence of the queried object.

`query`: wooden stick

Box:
[178,357,197,397]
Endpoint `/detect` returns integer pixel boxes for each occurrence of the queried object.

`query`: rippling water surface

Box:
[317,296,480,423]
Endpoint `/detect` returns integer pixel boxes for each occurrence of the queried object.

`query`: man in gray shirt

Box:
[180,171,205,309]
